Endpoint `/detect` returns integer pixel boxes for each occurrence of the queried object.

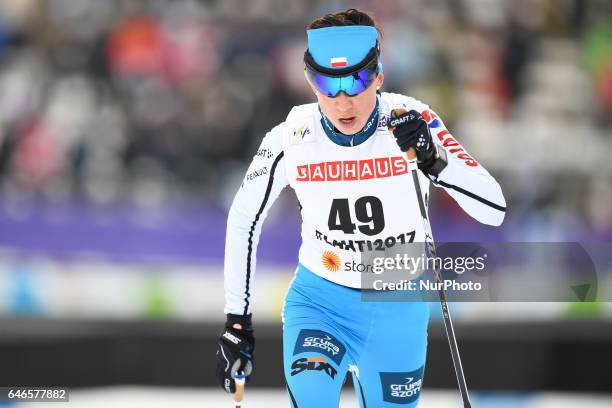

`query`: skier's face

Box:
[310,73,384,135]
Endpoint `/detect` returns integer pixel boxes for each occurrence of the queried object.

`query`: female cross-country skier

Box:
[216,8,506,407]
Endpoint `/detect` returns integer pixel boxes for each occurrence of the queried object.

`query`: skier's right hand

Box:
[215,314,255,393]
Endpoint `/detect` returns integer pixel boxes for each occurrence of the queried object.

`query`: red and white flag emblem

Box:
[330,57,348,67]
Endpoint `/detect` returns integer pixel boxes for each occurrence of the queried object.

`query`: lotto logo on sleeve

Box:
[379,366,424,404]
[293,329,346,365]
[421,109,478,167]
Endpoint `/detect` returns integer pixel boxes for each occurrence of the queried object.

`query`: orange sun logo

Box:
[322,251,341,272]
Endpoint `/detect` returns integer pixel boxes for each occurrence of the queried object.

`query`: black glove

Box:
[389,109,447,176]
[216,314,255,393]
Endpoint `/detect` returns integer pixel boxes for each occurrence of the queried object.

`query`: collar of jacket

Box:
[319,97,379,147]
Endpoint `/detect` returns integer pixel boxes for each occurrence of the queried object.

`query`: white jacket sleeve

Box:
[224,123,288,315]
[422,109,506,226]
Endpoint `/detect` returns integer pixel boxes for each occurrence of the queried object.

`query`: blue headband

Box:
[306,26,378,70]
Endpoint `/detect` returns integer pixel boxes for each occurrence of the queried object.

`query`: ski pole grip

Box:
[234,373,245,406]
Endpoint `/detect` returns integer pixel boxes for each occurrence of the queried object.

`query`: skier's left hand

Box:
[389,109,448,177]
[389,109,436,165]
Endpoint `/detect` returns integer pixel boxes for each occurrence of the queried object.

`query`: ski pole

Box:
[233,372,245,408]
[390,108,472,408]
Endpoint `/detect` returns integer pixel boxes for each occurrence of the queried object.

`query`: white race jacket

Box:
[224,92,506,315]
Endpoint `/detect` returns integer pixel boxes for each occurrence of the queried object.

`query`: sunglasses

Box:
[303,47,380,98]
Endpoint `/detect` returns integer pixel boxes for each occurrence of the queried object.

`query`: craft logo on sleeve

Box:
[255,148,273,159]
[379,366,424,404]
[293,329,346,365]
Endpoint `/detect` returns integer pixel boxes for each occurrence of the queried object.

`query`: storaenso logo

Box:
[380,367,424,404]
[291,357,338,379]
[322,251,341,272]
[344,260,376,273]
[293,329,346,365]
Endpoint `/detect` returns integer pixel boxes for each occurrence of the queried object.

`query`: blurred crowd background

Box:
[0,0,611,403]
[0,0,610,239]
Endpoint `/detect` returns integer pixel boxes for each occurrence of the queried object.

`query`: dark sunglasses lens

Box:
[306,66,377,97]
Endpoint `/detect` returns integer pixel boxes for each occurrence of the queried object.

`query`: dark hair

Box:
[307,8,383,38]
